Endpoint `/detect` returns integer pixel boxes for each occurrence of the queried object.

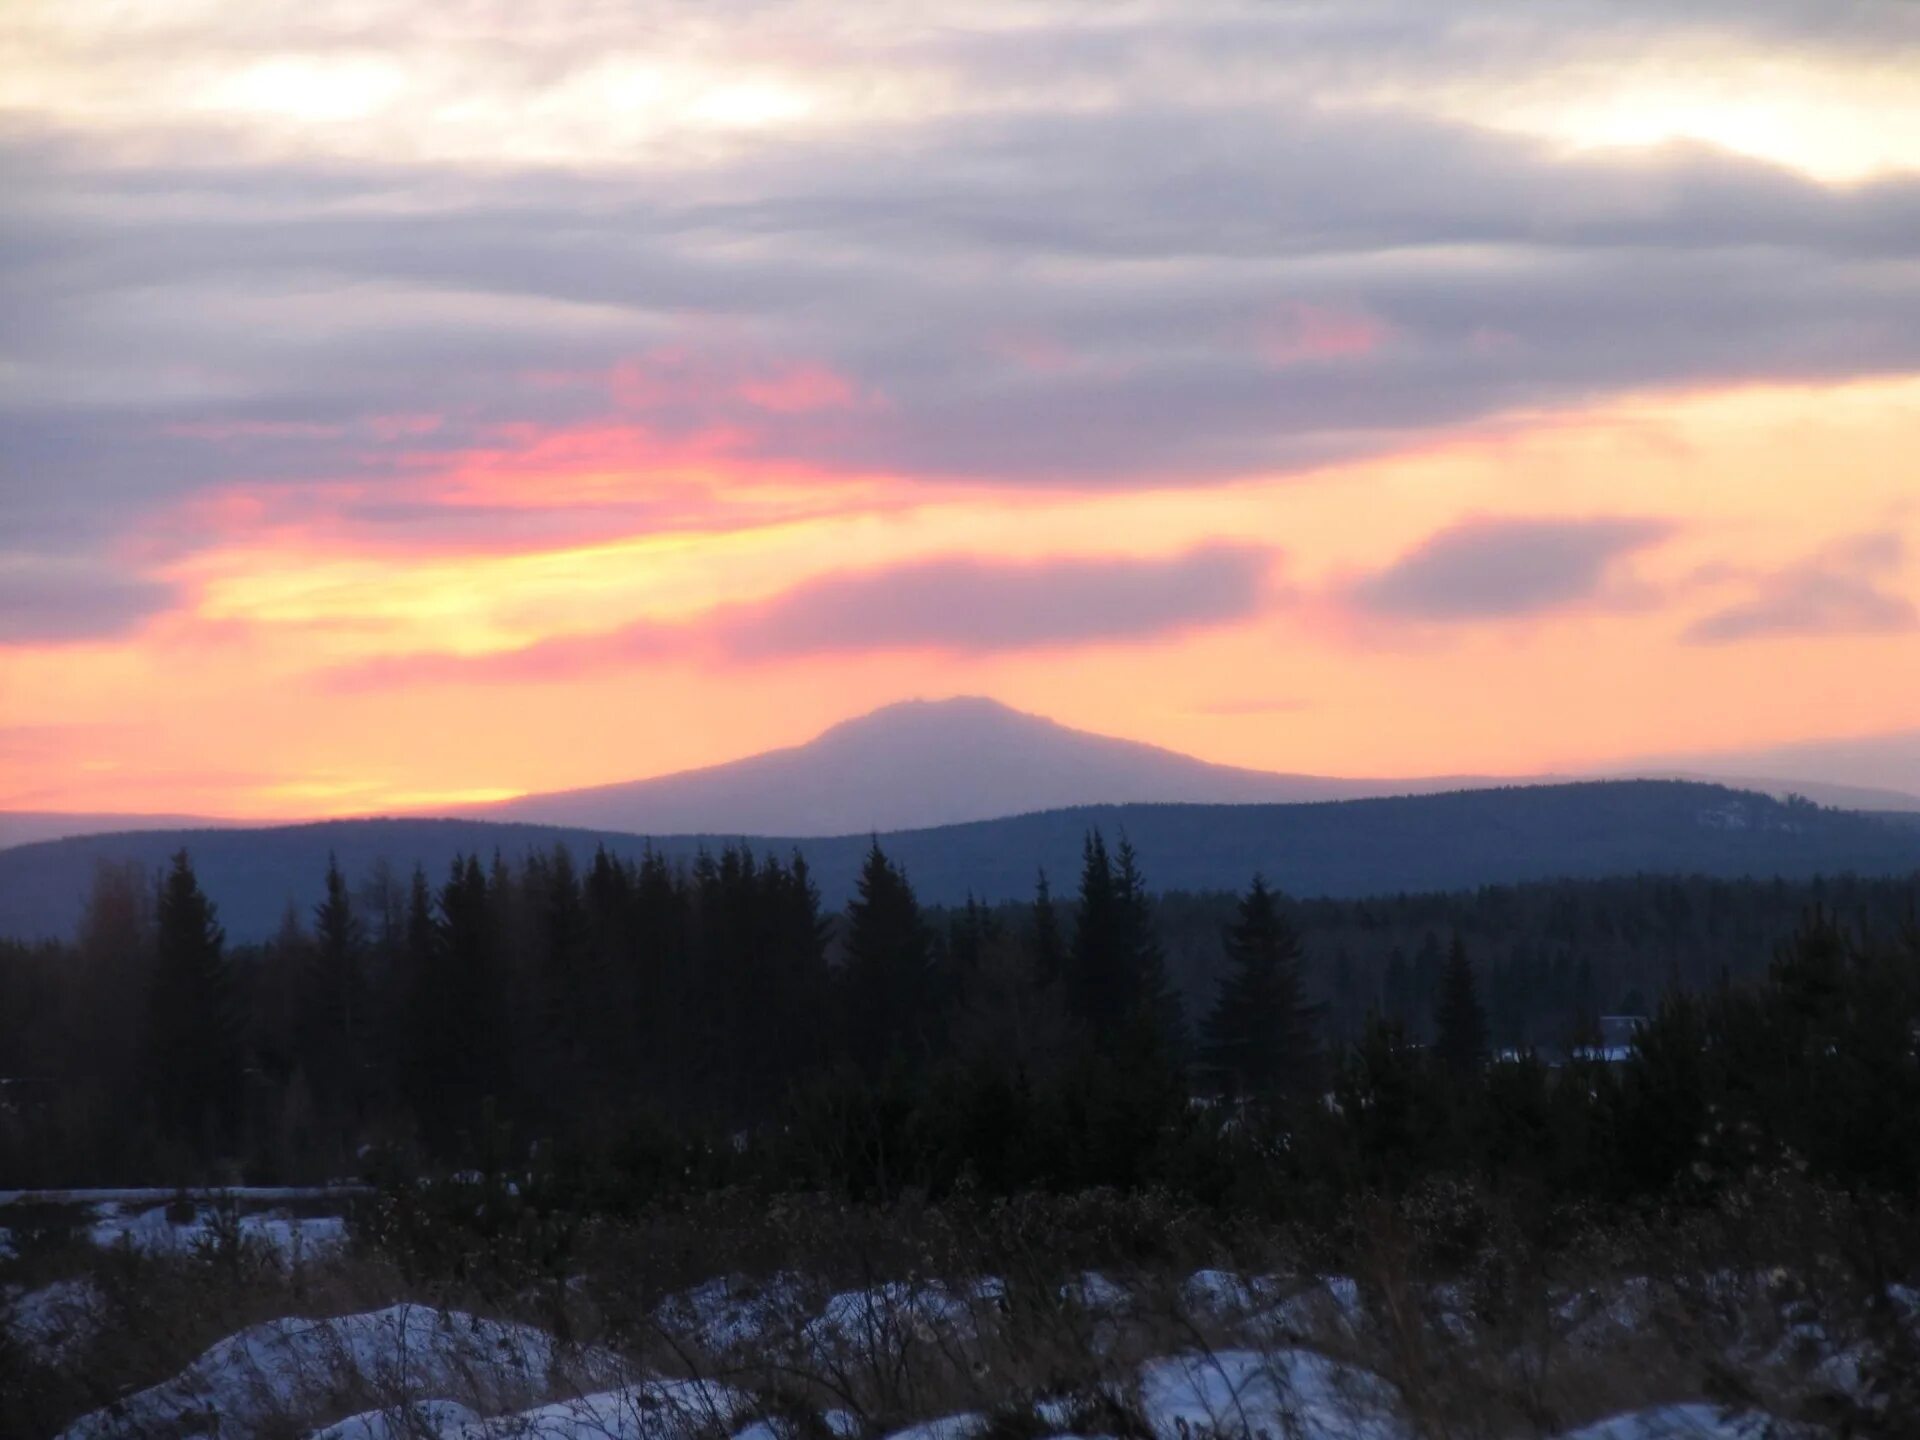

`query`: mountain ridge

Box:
[7,698,1919,853]
[3,779,1917,943]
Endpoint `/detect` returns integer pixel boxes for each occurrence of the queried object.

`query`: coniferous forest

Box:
[3,837,1915,1225]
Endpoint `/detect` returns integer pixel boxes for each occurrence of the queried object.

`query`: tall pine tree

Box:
[301,853,368,1131]
[147,851,243,1155]
[1112,837,1185,1057]
[1067,832,1126,1033]
[840,841,934,1079]
[1199,876,1318,1100]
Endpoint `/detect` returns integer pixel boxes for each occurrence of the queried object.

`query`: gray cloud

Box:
[0,557,178,644]
[6,3,1920,560]
[1349,517,1673,621]
[1685,532,1917,643]
[721,544,1272,658]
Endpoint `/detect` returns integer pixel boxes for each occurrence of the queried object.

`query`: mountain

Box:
[457,696,1493,835]
[11,701,1916,851]
[3,781,1916,943]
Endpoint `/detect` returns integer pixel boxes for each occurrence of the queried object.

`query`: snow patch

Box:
[876,1414,988,1440]
[1549,1404,1791,1439]
[87,1202,347,1259]
[654,1273,808,1356]
[58,1304,624,1440]
[1137,1347,1407,1440]
[1179,1268,1285,1320]
[310,1399,483,1440]
[4,1275,108,1364]
[448,1378,749,1440]
[803,1280,996,1357]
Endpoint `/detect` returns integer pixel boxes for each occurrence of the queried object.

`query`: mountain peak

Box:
[812,695,1062,745]
[472,694,1340,836]
[824,694,1036,727]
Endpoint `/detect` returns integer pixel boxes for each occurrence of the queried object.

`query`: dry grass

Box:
[7,1176,1915,1440]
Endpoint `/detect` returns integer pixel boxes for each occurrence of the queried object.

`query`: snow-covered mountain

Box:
[458,696,1491,836]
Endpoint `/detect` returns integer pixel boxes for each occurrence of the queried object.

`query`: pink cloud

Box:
[1255,302,1390,367]
[736,363,867,414]
[541,347,878,419]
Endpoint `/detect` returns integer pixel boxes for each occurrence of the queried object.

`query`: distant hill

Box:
[12,700,1917,851]
[0,811,235,850]
[1627,729,1920,812]
[454,696,1497,835]
[2,781,1916,943]
[1600,771,1920,814]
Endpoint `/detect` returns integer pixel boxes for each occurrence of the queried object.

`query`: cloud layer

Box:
[1350,517,1672,621]
[1687,533,1917,643]
[2,1,1918,811]
[7,2,1920,573]
[333,544,1275,688]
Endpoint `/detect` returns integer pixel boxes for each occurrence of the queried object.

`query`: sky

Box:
[2,0,1918,818]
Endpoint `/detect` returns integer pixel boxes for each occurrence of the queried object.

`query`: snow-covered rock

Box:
[449,1378,749,1440]
[1556,1276,1659,1351]
[1137,1347,1408,1440]
[874,1413,988,1440]
[309,1399,482,1440]
[1267,1275,1367,1344]
[58,1304,625,1440]
[1179,1268,1285,1321]
[802,1280,989,1357]
[1549,1404,1793,1439]
[1059,1270,1130,1314]
[653,1273,809,1356]
[731,1410,861,1440]
[4,1275,109,1364]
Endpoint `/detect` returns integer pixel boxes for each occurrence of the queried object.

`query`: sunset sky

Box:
[3,1,1918,818]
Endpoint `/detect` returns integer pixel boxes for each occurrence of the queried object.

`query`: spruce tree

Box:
[1112,837,1185,1056]
[841,840,933,1078]
[303,853,367,1128]
[1200,876,1318,1100]
[147,851,243,1154]
[1067,832,1125,1032]
[1433,933,1489,1078]
[407,855,511,1146]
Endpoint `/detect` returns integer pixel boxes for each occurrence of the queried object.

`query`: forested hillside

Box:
[4,780,1918,942]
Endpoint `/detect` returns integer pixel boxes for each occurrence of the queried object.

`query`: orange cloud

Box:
[324,542,1278,689]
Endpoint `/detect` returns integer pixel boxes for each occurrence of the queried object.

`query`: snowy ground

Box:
[15,1263,1888,1440]
[84,1200,349,1258]
[1,1188,354,1267]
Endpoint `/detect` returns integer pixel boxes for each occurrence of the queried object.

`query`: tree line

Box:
[0,840,1915,1223]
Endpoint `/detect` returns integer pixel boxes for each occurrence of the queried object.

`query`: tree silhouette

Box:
[1030,869,1064,991]
[841,840,934,1078]
[1433,933,1489,1077]
[1200,875,1318,1100]
[147,851,242,1155]
[302,852,368,1129]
